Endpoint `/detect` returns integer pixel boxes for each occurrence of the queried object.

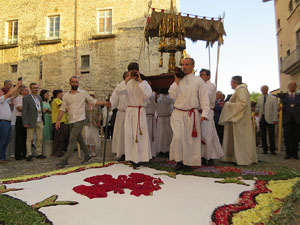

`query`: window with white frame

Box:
[6,20,18,44]
[48,15,60,39]
[98,10,112,34]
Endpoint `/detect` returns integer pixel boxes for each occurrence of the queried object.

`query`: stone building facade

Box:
[265,0,300,91]
[0,0,180,98]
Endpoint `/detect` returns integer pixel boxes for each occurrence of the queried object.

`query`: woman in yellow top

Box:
[51,90,69,157]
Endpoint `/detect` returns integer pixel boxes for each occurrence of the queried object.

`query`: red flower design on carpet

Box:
[211,181,271,225]
[73,173,164,199]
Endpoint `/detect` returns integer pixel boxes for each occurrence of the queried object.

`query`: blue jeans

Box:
[0,121,11,160]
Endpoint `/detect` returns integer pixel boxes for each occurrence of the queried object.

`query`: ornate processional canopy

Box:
[144,0,226,73]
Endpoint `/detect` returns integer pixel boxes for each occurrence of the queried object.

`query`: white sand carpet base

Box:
[5,164,255,225]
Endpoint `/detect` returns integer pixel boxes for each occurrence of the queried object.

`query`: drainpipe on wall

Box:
[74,0,78,76]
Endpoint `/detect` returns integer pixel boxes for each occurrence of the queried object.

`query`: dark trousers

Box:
[15,117,27,159]
[0,121,11,160]
[103,126,112,139]
[260,115,276,153]
[52,123,69,157]
[283,116,300,157]
[215,124,224,145]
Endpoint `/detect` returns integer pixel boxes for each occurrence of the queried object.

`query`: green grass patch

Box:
[144,160,300,181]
[0,195,52,225]
[266,180,300,225]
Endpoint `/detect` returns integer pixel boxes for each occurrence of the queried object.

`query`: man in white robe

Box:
[199,69,224,166]
[219,76,258,166]
[169,58,210,171]
[110,72,128,161]
[115,63,152,169]
[156,93,173,157]
[145,92,157,157]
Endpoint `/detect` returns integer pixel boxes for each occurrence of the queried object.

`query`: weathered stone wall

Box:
[0,0,180,99]
[274,0,300,91]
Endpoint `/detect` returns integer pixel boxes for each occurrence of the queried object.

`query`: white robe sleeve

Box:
[110,88,119,109]
[138,81,152,99]
[219,88,247,125]
[199,81,210,119]
[168,82,179,100]
[207,83,216,108]
[115,81,127,96]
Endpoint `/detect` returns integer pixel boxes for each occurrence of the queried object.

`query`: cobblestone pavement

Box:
[0,140,299,180]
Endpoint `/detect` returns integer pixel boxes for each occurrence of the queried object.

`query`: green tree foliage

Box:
[250,92,262,102]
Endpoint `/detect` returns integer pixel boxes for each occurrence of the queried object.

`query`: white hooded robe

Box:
[169,74,210,166]
[110,81,128,157]
[115,79,152,163]
[219,83,258,166]
[200,80,224,160]
[155,94,173,153]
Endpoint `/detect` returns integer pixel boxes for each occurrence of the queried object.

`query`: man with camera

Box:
[114,62,152,169]
[169,58,210,171]
[0,79,22,163]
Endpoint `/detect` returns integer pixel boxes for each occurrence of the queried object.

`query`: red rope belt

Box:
[147,113,155,141]
[174,107,198,137]
[128,106,144,143]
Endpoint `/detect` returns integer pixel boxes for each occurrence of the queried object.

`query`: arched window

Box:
[277,19,281,30]
[289,0,293,13]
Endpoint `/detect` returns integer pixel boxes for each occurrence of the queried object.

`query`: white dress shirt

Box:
[14,95,23,117]
[0,96,12,121]
[60,89,97,124]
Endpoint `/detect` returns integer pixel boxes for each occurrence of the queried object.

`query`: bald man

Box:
[256,85,278,155]
[169,58,210,171]
[281,81,300,160]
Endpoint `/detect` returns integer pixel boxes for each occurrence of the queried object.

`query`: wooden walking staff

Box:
[102,94,111,166]
[252,111,256,143]
[77,143,81,159]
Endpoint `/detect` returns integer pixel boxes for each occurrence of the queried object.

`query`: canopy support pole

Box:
[215,44,221,89]
[208,45,211,72]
